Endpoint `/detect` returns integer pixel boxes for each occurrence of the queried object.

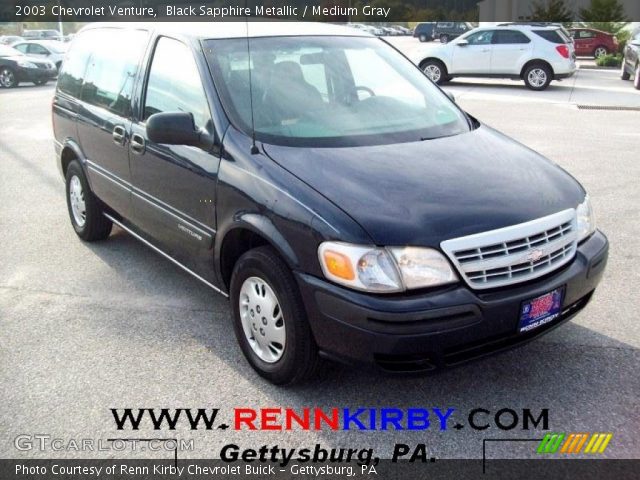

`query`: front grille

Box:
[441,209,577,290]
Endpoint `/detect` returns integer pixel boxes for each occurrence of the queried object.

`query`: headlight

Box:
[318,242,457,293]
[576,195,596,242]
[17,60,37,69]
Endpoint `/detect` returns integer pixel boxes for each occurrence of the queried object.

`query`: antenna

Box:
[245,4,259,155]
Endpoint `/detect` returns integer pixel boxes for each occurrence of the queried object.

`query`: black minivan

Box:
[53,22,608,384]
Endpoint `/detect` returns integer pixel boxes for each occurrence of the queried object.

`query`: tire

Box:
[0,66,17,88]
[621,60,631,80]
[65,160,112,241]
[523,63,552,91]
[33,79,48,86]
[419,34,427,42]
[420,59,448,85]
[593,46,608,58]
[55,61,62,72]
[230,246,321,385]
[635,64,640,90]
[440,34,449,44]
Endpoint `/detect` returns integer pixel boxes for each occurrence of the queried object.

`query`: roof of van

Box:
[80,22,372,39]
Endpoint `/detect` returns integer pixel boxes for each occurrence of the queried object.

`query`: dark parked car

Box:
[53,23,608,385]
[0,44,57,87]
[432,22,474,43]
[569,28,618,58]
[413,22,435,42]
[621,31,640,89]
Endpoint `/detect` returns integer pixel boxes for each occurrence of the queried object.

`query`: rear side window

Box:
[493,30,531,44]
[533,29,566,44]
[80,29,148,116]
[143,37,210,129]
[576,30,596,39]
[57,31,101,98]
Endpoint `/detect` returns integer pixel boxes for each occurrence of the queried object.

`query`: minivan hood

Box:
[263,125,585,246]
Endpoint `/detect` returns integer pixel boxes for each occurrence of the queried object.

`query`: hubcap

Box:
[239,276,285,363]
[528,68,547,88]
[424,64,441,82]
[595,47,607,58]
[0,68,14,87]
[69,175,86,227]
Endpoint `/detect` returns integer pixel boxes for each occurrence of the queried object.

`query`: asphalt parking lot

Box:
[1,40,639,462]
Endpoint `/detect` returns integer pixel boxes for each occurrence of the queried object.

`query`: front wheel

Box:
[635,64,640,90]
[524,64,552,91]
[33,79,48,86]
[440,34,449,44]
[419,34,427,42]
[0,67,17,88]
[421,59,448,85]
[230,246,321,385]
[65,160,113,241]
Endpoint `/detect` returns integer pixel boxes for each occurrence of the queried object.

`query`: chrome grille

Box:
[441,209,577,289]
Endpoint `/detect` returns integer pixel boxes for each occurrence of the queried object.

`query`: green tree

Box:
[530,0,573,22]
[579,0,628,34]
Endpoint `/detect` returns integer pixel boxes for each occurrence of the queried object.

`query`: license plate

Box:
[519,287,565,333]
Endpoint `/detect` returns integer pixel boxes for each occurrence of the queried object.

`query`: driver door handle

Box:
[112,125,126,146]
[130,134,146,155]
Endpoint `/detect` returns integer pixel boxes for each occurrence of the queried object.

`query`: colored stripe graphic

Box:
[537,433,565,453]
[537,433,612,454]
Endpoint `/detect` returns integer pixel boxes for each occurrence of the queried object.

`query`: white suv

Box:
[411,25,576,90]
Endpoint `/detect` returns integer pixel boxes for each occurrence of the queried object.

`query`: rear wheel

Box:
[0,67,17,88]
[419,34,427,42]
[421,59,448,85]
[635,64,640,90]
[65,160,113,241]
[524,63,552,91]
[593,46,608,58]
[230,246,321,385]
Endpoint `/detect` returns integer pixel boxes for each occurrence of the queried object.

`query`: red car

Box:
[570,28,618,58]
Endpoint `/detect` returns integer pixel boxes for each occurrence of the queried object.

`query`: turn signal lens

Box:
[323,250,355,281]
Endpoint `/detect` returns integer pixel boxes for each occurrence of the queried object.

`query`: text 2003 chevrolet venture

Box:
[53,23,608,384]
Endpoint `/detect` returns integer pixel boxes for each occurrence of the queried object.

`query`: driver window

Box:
[144,37,210,130]
[466,31,494,45]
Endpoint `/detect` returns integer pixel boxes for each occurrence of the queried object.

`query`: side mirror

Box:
[457,39,469,47]
[147,112,203,147]
[444,90,456,103]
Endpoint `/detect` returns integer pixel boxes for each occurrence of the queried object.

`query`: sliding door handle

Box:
[130,134,146,155]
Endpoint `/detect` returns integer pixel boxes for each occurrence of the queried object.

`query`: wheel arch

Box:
[419,56,449,72]
[520,59,554,79]
[216,215,300,292]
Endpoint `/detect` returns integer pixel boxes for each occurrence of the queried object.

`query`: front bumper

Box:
[296,230,608,372]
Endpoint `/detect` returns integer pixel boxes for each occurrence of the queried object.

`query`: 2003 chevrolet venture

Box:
[52,22,608,384]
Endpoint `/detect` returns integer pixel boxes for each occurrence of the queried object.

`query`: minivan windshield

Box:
[204,36,470,147]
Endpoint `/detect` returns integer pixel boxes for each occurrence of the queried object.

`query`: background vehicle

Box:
[22,29,61,41]
[621,31,640,89]
[432,22,474,43]
[570,28,618,58]
[413,22,435,42]
[12,40,68,72]
[0,44,57,87]
[414,25,576,90]
[0,35,23,45]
